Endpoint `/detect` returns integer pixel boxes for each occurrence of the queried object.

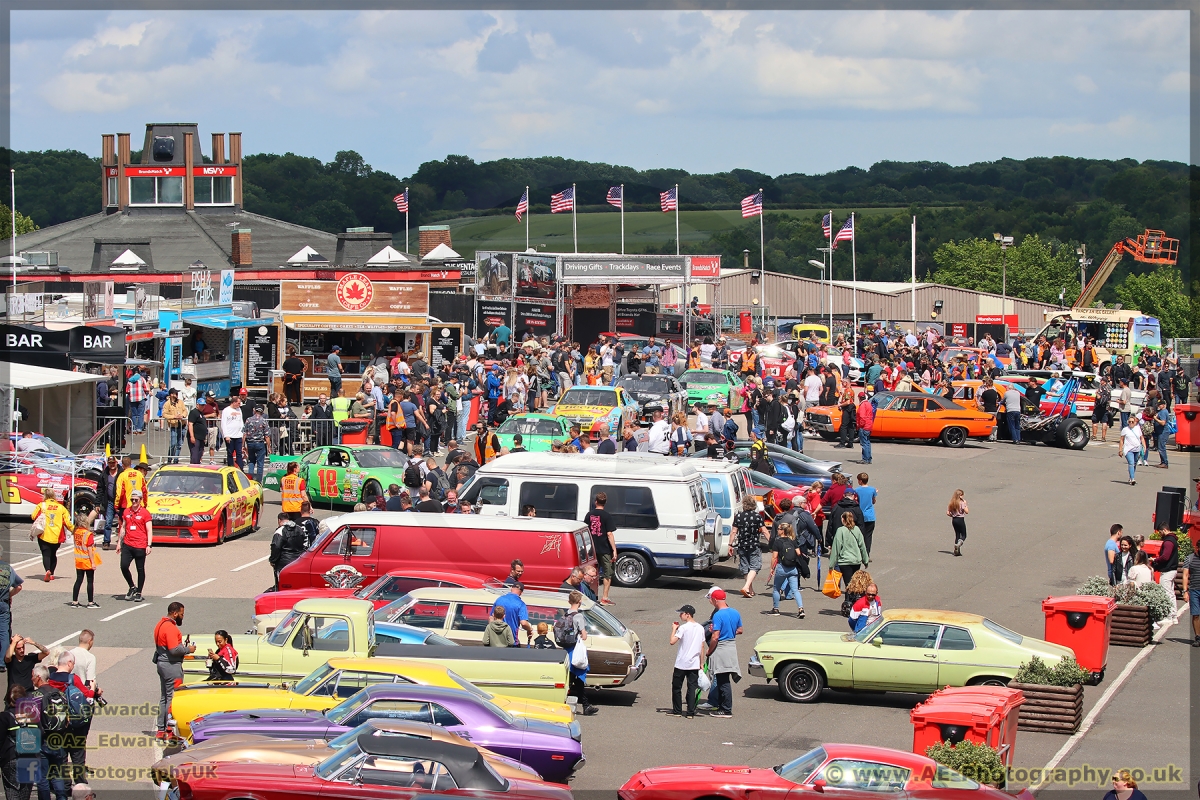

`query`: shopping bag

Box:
[822,568,842,599]
[697,668,712,692]
[570,640,588,669]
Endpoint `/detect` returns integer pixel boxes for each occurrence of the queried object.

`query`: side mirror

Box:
[811,779,826,793]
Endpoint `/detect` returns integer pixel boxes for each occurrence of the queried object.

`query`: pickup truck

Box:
[183,598,570,703]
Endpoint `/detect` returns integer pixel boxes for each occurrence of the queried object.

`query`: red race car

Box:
[620,743,1023,800]
[253,569,492,618]
[174,730,571,800]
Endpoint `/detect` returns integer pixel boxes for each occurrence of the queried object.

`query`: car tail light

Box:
[552,755,565,761]
[693,529,699,543]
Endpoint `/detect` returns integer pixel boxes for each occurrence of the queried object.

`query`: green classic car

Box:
[264,445,410,506]
[680,368,743,410]
[748,608,1075,703]
[494,413,571,452]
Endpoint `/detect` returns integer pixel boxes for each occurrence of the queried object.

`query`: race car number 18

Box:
[317,469,339,497]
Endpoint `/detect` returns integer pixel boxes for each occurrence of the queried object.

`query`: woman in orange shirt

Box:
[69,509,102,608]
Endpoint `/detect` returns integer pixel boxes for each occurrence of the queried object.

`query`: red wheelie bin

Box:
[1041,595,1115,683]
[926,686,1025,764]
[337,418,370,445]
[910,701,1006,763]
[1174,403,1200,450]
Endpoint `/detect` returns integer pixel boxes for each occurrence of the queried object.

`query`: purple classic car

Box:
[188,684,585,783]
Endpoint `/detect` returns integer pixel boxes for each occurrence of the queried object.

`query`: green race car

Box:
[680,368,743,410]
[494,413,571,452]
[263,445,411,506]
[748,608,1075,703]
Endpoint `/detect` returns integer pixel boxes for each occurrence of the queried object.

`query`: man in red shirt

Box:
[153,601,194,741]
[119,490,152,603]
[855,392,875,465]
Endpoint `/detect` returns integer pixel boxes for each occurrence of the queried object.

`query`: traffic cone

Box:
[139,443,149,465]
[104,443,111,459]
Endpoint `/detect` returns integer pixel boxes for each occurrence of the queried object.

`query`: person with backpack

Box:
[556,591,596,716]
[30,665,70,800]
[422,457,450,503]
[1,684,29,800]
[153,602,195,742]
[269,512,308,589]
[767,523,806,619]
[47,651,95,788]
[205,630,239,682]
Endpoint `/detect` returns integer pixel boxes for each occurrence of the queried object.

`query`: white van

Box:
[685,459,756,560]
[460,452,714,587]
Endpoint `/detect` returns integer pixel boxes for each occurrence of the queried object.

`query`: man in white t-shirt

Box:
[700,341,716,368]
[803,371,823,404]
[70,629,98,690]
[691,404,710,452]
[647,407,671,454]
[669,604,705,717]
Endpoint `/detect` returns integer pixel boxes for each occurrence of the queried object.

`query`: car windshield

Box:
[147,471,223,495]
[497,417,562,436]
[559,389,616,406]
[15,436,72,457]
[326,722,430,752]
[853,616,886,643]
[315,740,365,779]
[983,618,1023,645]
[376,596,409,623]
[682,371,727,385]
[354,449,410,469]
[618,377,673,393]
[586,604,627,635]
[267,610,303,647]
[777,746,827,784]
[446,670,491,699]
[425,632,458,646]
[749,471,793,490]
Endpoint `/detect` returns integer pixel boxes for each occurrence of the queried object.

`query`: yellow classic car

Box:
[146,465,261,544]
[171,656,573,741]
[549,386,639,441]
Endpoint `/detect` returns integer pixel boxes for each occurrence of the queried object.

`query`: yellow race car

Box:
[146,465,261,545]
[170,657,574,740]
[549,385,639,441]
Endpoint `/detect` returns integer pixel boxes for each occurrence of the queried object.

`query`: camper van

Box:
[460,452,714,587]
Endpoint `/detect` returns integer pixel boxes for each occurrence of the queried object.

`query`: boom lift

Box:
[1074,229,1179,308]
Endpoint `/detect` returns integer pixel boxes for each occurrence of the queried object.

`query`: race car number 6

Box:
[0,477,19,504]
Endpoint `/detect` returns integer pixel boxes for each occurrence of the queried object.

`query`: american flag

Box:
[515,188,529,221]
[821,213,831,238]
[393,190,408,213]
[741,190,763,218]
[660,187,677,213]
[550,186,574,213]
[832,216,854,249]
[606,186,622,208]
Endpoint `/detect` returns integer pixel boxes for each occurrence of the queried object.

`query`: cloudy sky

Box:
[11,9,1191,177]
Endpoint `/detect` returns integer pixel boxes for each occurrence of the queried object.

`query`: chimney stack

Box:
[211,133,225,164]
[418,225,452,259]
[101,135,116,209]
[229,132,243,206]
[116,133,131,208]
[231,228,252,266]
[183,132,195,210]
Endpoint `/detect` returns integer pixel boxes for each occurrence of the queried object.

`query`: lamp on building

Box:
[932,299,944,320]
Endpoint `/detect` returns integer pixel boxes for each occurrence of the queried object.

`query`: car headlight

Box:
[706,392,725,400]
[191,513,215,522]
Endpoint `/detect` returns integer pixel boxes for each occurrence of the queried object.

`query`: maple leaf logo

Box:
[336,273,373,311]
[345,282,365,301]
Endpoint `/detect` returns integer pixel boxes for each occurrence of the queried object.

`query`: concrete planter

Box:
[1109,603,1152,647]
[1011,682,1083,734]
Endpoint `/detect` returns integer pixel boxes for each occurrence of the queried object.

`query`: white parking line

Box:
[48,630,82,647]
[230,555,270,572]
[99,603,154,623]
[1032,602,1187,791]
[164,578,216,598]
[12,546,72,570]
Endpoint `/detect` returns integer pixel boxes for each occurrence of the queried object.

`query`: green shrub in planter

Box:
[1077,576,1114,597]
[1132,581,1173,622]
[1148,530,1193,560]
[1013,655,1088,687]
[925,740,1006,788]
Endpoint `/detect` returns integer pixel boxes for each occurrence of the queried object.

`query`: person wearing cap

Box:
[647,407,671,455]
[855,392,875,465]
[119,489,152,602]
[162,387,188,465]
[198,391,220,462]
[96,455,120,549]
[326,346,344,399]
[244,405,271,485]
[697,587,742,717]
[669,604,704,717]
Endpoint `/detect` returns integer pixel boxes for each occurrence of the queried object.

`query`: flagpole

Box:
[620,184,625,255]
[758,188,765,334]
[911,215,917,322]
[572,183,577,254]
[851,212,858,352]
[827,208,833,335]
[674,184,680,257]
[525,185,530,251]
[404,186,409,254]
[677,183,685,343]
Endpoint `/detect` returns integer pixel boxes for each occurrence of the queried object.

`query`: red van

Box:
[253,569,491,618]
[276,513,597,592]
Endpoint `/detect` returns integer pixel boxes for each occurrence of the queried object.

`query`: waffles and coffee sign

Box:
[280,275,429,317]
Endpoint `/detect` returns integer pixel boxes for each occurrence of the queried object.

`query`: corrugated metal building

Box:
[707,269,1057,331]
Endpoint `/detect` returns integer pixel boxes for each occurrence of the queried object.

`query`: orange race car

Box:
[805,391,997,448]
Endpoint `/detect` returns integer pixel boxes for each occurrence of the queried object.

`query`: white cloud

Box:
[1160,71,1188,93]
[1072,75,1098,94]
[1048,114,1144,137]
[65,19,151,59]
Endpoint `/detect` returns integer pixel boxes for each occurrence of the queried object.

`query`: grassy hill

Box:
[439,207,945,258]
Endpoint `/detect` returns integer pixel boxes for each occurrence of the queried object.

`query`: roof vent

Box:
[152,135,175,162]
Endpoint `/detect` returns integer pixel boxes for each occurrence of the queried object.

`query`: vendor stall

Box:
[158,307,268,399]
[277,275,431,401]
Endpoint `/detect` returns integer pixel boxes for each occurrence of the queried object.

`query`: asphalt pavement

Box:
[0,431,1194,796]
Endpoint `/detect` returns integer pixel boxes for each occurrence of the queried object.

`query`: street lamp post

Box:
[807,258,826,326]
[993,232,1013,317]
[1076,244,1091,301]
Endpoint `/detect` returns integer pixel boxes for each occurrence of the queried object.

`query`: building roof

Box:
[13,208,340,275]
[421,242,461,261]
